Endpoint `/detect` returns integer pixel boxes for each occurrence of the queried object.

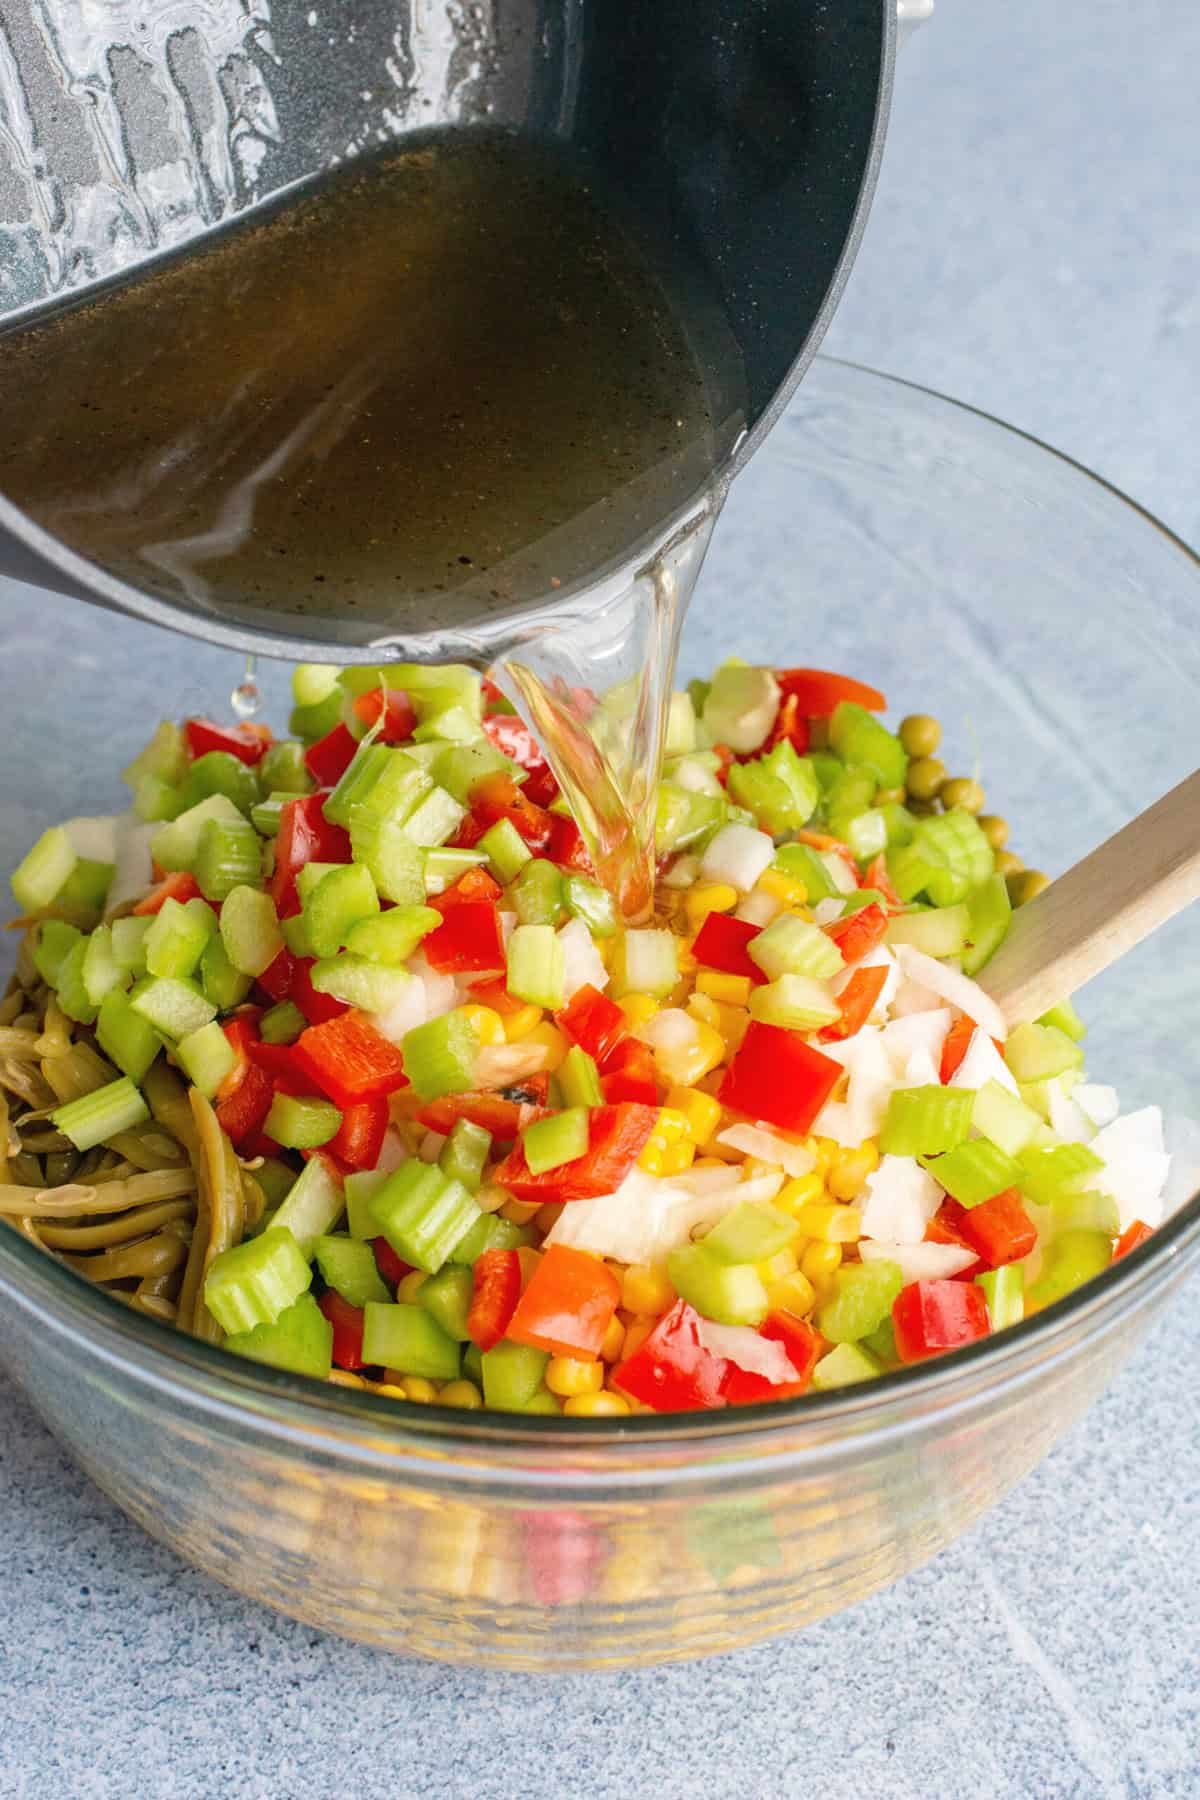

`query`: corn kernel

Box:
[545,1355,605,1397]
[687,991,722,1029]
[565,1390,631,1418]
[683,882,739,930]
[741,1155,777,1183]
[775,1172,827,1216]
[457,1003,505,1046]
[766,1269,817,1316]
[658,1107,690,1143]
[756,868,808,907]
[675,939,697,976]
[371,1381,411,1402]
[501,1003,544,1042]
[755,1246,799,1284]
[522,1021,567,1072]
[621,1317,654,1360]
[622,1263,676,1315]
[328,1370,370,1390]
[694,967,751,1006]
[401,1376,439,1404]
[499,1196,541,1224]
[439,1379,483,1409]
[396,1269,429,1304]
[515,1246,543,1290]
[664,1085,722,1146]
[801,1240,843,1288]
[810,1137,838,1174]
[600,1314,626,1362]
[827,1141,880,1201]
[660,1139,696,1175]
[618,992,660,1029]
[714,1002,751,1052]
[534,1201,564,1234]
[791,1202,862,1243]
[638,1143,664,1175]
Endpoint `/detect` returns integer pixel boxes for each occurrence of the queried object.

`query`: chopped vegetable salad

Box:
[6,659,1171,1415]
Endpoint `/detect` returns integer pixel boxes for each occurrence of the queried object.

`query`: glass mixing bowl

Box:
[0,358,1197,1670]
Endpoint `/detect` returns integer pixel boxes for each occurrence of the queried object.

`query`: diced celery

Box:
[976,1264,1025,1330]
[748,974,840,1031]
[771,842,838,902]
[481,1339,550,1410]
[313,1234,391,1307]
[223,1292,332,1379]
[748,914,843,983]
[96,990,161,1082]
[702,1200,799,1265]
[259,1000,306,1045]
[111,915,151,974]
[309,955,412,1013]
[344,1169,390,1240]
[1048,1189,1120,1235]
[254,1160,298,1209]
[439,1117,491,1193]
[199,934,254,1011]
[265,1092,343,1150]
[665,690,697,756]
[1004,1021,1085,1083]
[289,689,344,744]
[195,817,263,902]
[280,913,315,958]
[174,1020,237,1098]
[817,1261,905,1344]
[129,976,216,1041]
[861,1316,898,1366]
[55,938,98,1023]
[293,663,342,708]
[272,1153,344,1252]
[884,904,970,959]
[151,793,244,873]
[517,1386,563,1414]
[82,923,127,1007]
[840,888,887,916]
[923,1139,1023,1208]
[825,765,877,842]
[667,1242,769,1326]
[479,817,532,883]
[133,774,185,824]
[350,817,425,905]
[402,785,465,848]
[506,923,566,1010]
[558,1045,603,1109]
[322,741,400,829]
[51,1075,149,1151]
[362,1302,461,1380]
[961,873,1012,976]
[145,895,217,979]
[687,676,711,718]
[885,842,941,904]
[433,740,517,804]
[845,808,889,863]
[1017,1141,1103,1204]
[422,847,489,895]
[521,1107,589,1175]
[972,1079,1043,1158]
[123,719,187,790]
[32,919,83,988]
[881,803,917,847]
[401,1011,480,1102]
[204,1227,314,1333]
[451,1211,533,1263]
[417,1263,474,1341]
[810,1342,884,1390]
[563,875,618,939]
[370,1160,480,1271]
[345,660,480,715]
[259,740,313,796]
[829,703,907,789]
[304,862,379,958]
[345,905,441,965]
[914,810,995,908]
[1026,1228,1112,1311]
[250,793,290,837]
[56,857,115,923]
[879,1085,975,1157]
[11,826,76,914]
[512,859,565,926]
[182,750,260,817]
[701,661,780,755]
[610,928,679,999]
[656,786,725,858]
[220,885,283,978]
[1037,999,1087,1043]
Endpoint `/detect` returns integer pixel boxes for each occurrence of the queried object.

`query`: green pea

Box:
[940,776,985,815]
[905,756,946,802]
[979,813,1010,850]
[1007,868,1050,906]
[899,714,941,758]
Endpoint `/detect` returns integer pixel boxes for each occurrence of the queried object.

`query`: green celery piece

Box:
[280,913,315,958]
[860,1316,898,1366]
[199,934,254,1010]
[972,1079,1043,1158]
[96,990,161,1082]
[258,740,313,796]
[251,793,290,837]
[402,785,465,848]
[254,1159,298,1209]
[57,857,115,924]
[11,826,77,914]
[923,1139,1023,1209]
[361,1301,461,1380]
[914,810,995,908]
[686,676,711,718]
[829,702,907,788]
[370,1160,480,1271]
[817,1262,904,1344]
[521,1107,589,1175]
[129,975,216,1041]
[292,663,342,708]
[665,690,697,756]
[825,764,877,842]
[610,927,678,999]
[512,859,565,927]
[976,1264,1025,1330]
[479,817,532,883]
[309,956,412,1013]
[518,1387,563,1414]
[145,895,217,979]
[506,923,566,1010]
[881,803,917,848]
[1037,999,1087,1042]
[558,1045,603,1109]
[289,689,344,744]
[55,939,99,1024]
[845,809,889,863]
[151,793,244,873]
[344,905,441,964]
[1026,1229,1112,1312]
[175,1020,237,1099]
[839,888,887,916]
[563,875,618,939]
[772,842,839,903]
[655,783,726,855]
[759,739,820,826]
[259,1000,307,1045]
[110,915,151,974]
[123,719,188,790]
[304,861,379,958]
[879,1085,975,1157]
[702,1200,799,1266]
[224,1292,332,1379]
[481,1340,550,1411]
[810,1342,883,1390]
[182,749,260,816]
[885,841,941,904]
[32,919,83,988]
[133,774,185,824]
[1004,1021,1085,1083]
[350,816,426,905]
[462,1344,486,1389]
[82,923,127,1008]
[748,914,843,982]
[265,1092,343,1151]
[322,741,399,829]
[667,1242,769,1327]
[344,1169,390,1240]
[1047,1189,1121,1235]
[439,1117,491,1193]
[422,847,488,895]
[401,1011,480,1102]
[961,873,1012,976]
[220,885,283,978]
[433,740,517,804]
[451,1212,533,1263]
[417,1263,474,1341]
[51,1076,150,1152]
[701,661,780,755]
[347,661,479,715]
[313,1234,390,1307]
[195,817,263,903]
[884,904,970,959]
[272,1154,344,1253]
[1017,1141,1103,1204]
[748,974,840,1031]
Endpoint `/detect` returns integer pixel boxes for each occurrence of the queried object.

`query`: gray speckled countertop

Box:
[2,5,1199,1796]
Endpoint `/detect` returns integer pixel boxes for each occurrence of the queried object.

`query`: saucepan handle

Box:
[898,0,934,47]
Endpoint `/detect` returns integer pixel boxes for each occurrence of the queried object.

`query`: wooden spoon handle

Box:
[977,769,1200,1025]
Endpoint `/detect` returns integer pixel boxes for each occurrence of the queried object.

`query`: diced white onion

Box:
[1089,1107,1171,1229]
[1046,1077,1095,1143]
[374,1127,409,1173]
[409,952,458,1019]
[715,1123,815,1178]
[663,854,700,889]
[880,1008,953,1076]
[735,889,782,927]
[557,915,609,1000]
[700,823,775,893]
[812,897,845,926]
[950,1029,1019,1096]
[371,975,434,1045]
[636,1008,697,1051]
[1076,1084,1120,1129]
[694,1320,798,1382]
[860,1155,943,1245]
[63,813,121,863]
[892,945,1008,1042]
[104,818,155,917]
[889,977,947,1019]
[859,1238,978,1282]
[823,853,858,897]
[812,1026,892,1147]
[545,1166,785,1265]
[419,1130,447,1163]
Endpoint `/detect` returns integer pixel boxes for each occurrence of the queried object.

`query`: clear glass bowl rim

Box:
[1,355,1197,1467]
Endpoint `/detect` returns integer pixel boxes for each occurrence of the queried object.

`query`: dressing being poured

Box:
[0,131,747,911]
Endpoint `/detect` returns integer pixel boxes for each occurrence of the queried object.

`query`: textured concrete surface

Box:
[2,4,1199,1796]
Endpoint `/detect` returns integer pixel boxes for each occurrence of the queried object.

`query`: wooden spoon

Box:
[977,769,1200,1025]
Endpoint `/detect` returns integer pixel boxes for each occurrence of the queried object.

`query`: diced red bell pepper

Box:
[269,794,352,912]
[256,946,296,1004]
[819,963,889,1042]
[464,977,526,1016]
[943,1189,1036,1269]
[691,911,766,984]
[481,712,559,808]
[546,814,595,875]
[247,1037,310,1087]
[303,722,359,787]
[132,871,202,916]
[436,867,503,908]
[507,1243,621,1358]
[1114,1219,1155,1261]
[520,1509,602,1607]
[288,956,351,1027]
[719,1022,842,1136]
[216,1011,261,1100]
[892,1278,991,1363]
[764,691,810,757]
[422,899,506,974]
[448,814,488,850]
[720,1311,825,1405]
[326,1097,389,1172]
[292,1009,410,1109]
[822,901,889,964]
[600,1038,658,1106]
[613,1299,729,1413]
[924,1202,982,1273]
[795,829,860,883]
[862,853,904,911]
[185,717,272,765]
[556,983,628,1068]
[468,772,555,851]
[466,1247,522,1352]
[214,1058,275,1148]
[351,686,417,743]
[775,668,887,715]
[491,1103,658,1202]
[318,1290,366,1370]
[939,1016,977,1084]
[415,1078,552,1141]
[711,744,734,787]
[371,1236,412,1289]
